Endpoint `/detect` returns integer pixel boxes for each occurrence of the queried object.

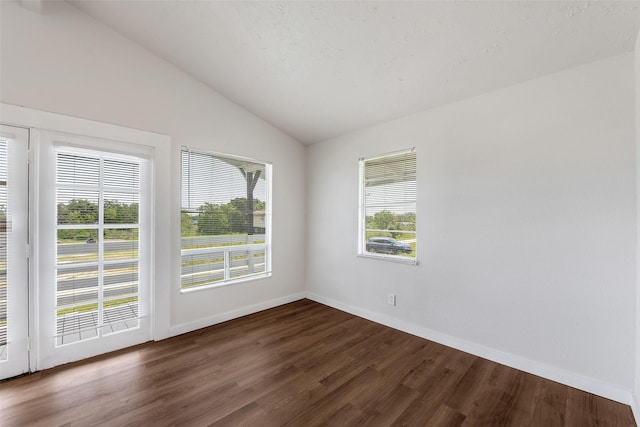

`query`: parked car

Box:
[366,237,412,255]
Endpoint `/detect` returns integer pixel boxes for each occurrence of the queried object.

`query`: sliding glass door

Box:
[0,125,29,380]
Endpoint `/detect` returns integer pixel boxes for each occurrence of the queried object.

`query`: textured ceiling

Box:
[69,1,640,144]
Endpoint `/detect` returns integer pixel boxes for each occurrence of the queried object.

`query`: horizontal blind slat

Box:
[55,148,143,345]
[181,148,270,289]
[361,149,417,259]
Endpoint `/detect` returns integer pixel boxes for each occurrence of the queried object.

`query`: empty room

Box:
[1,0,640,425]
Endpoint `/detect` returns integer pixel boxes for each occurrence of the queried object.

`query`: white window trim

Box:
[358,147,418,265]
[179,147,272,293]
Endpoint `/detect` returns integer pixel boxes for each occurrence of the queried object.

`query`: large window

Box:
[180,148,271,291]
[359,148,417,262]
[55,148,147,346]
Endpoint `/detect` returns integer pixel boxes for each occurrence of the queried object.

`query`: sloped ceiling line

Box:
[68,0,640,144]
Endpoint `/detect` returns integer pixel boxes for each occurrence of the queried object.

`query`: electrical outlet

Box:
[387,293,396,306]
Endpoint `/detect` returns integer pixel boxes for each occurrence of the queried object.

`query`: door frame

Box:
[35,130,155,368]
[1,103,171,372]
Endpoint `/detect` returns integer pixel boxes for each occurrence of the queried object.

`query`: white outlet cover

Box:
[387,294,396,306]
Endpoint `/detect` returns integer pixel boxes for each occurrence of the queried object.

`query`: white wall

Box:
[307,54,637,400]
[0,1,306,333]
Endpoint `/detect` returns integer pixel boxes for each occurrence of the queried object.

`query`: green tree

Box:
[367,209,408,238]
[228,197,247,213]
[369,210,397,230]
[226,197,265,233]
[181,212,197,236]
[229,197,265,212]
[58,199,98,225]
[197,203,230,235]
[104,200,138,224]
[221,203,245,233]
[397,212,416,231]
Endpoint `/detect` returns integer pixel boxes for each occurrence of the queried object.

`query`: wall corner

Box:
[634,26,640,427]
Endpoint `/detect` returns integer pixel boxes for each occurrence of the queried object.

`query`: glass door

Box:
[0,125,30,380]
[35,131,152,369]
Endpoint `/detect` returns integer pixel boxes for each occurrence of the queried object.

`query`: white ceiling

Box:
[68,1,640,144]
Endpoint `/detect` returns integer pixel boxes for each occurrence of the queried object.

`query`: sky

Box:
[181,150,267,212]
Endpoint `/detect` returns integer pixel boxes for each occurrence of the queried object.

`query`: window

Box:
[0,136,9,358]
[180,148,271,291]
[55,148,147,345]
[359,148,417,262]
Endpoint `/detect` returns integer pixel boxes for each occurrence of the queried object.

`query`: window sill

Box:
[180,272,272,294]
[357,253,418,265]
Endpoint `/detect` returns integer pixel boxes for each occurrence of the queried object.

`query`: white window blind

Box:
[0,138,8,356]
[359,148,417,261]
[55,149,144,345]
[180,148,271,291]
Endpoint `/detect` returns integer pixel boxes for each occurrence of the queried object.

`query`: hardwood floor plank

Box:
[355,383,421,426]
[0,299,635,426]
[282,367,382,427]
[531,378,567,425]
[445,357,496,416]
[390,351,477,426]
[427,404,467,426]
[463,369,539,426]
[208,401,270,427]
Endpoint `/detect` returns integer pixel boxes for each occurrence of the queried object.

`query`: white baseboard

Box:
[307,292,634,407]
[169,292,307,337]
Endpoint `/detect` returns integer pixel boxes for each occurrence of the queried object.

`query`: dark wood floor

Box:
[1,299,635,426]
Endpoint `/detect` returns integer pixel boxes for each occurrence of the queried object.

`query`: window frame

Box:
[358,148,417,265]
[179,147,272,292]
[33,129,158,369]
[54,146,148,346]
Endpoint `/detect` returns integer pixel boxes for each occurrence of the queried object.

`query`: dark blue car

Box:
[366,237,412,255]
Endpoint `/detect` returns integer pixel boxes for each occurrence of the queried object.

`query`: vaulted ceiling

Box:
[69,1,640,144]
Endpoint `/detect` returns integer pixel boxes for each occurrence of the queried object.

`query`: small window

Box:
[358,148,417,263]
[180,147,272,291]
